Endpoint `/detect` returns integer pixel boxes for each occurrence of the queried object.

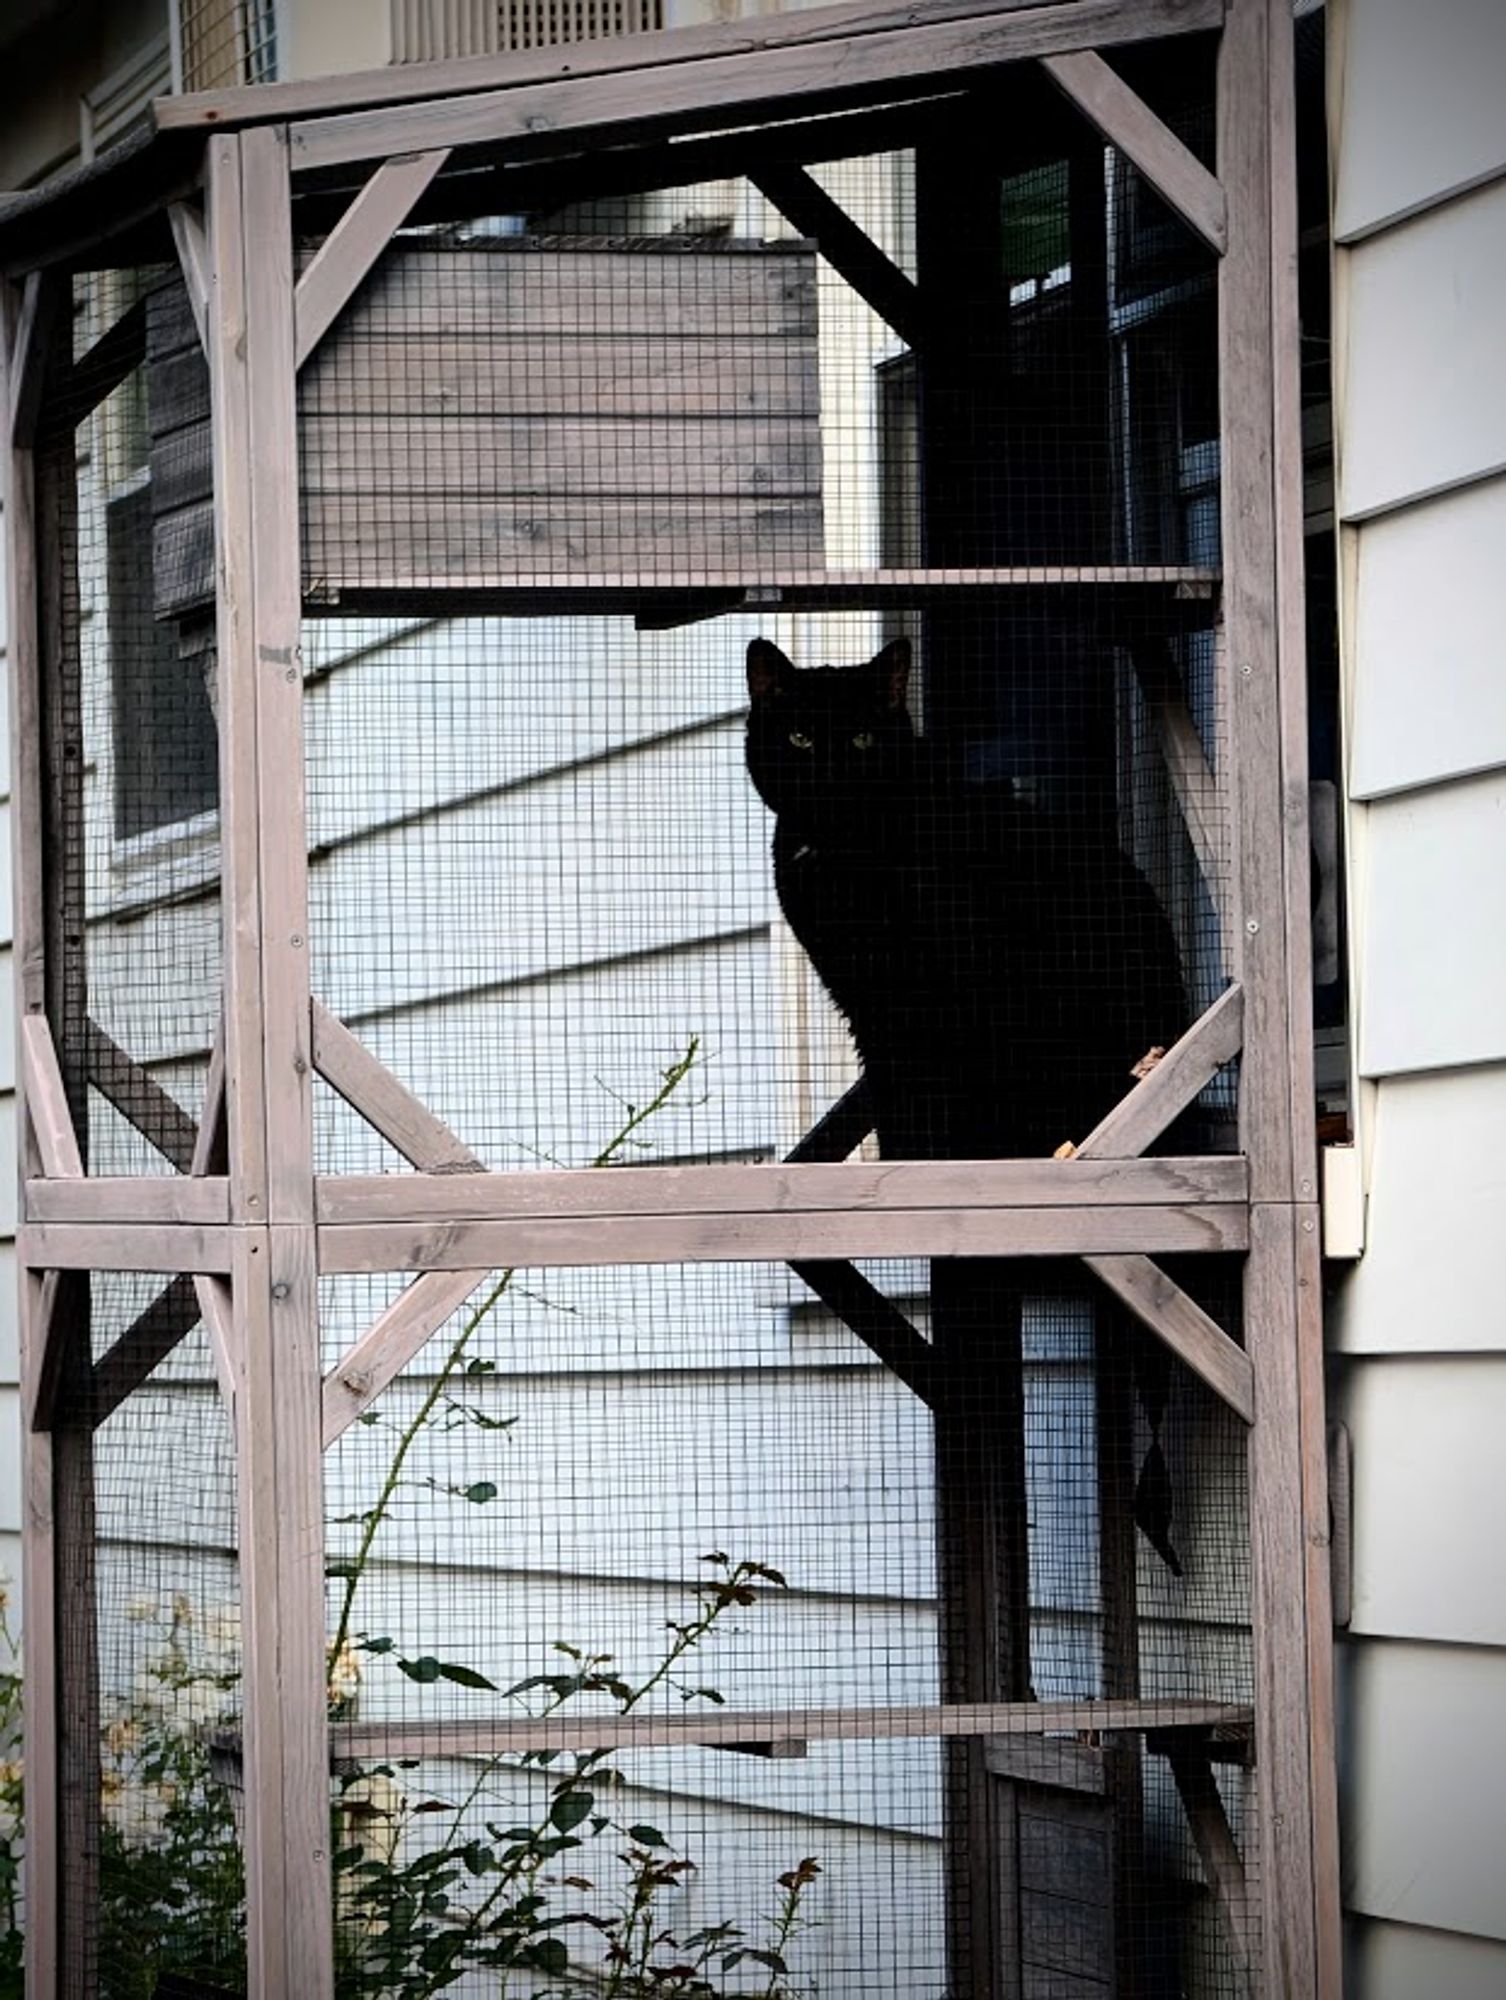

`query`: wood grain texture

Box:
[1042,49,1227,252]
[18,1222,232,1272]
[316,1155,1248,1225]
[167,201,210,353]
[89,1273,202,1428]
[1166,1744,1256,1991]
[1074,983,1244,1160]
[155,0,1224,132]
[23,1177,230,1225]
[16,1274,57,1990]
[318,1202,1250,1273]
[195,1274,238,1416]
[322,1267,485,1446]
[311,999,484,1173]
[83,1017,201,1172]
[1084,1252,1254,1421]
[8,270,61,449]
[294,148,450,369]
[20,1015,83,1179]
[288,0,1226,172]
[328,1696,1254,1762]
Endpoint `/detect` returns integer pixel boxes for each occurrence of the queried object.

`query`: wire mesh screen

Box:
[322,1257,1254,1995]
[89,1272,246,1996]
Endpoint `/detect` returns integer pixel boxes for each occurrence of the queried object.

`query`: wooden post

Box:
[207,124,332,1997]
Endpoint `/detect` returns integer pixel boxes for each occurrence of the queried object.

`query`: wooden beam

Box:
[26,1271,65,1433]
[191,1029,228,1177]
[1130,639,1230,934]
[294,149,450,369]
[20,1016,84,1180]
[329,1695,1253,1763]
[167,200,210,353]
[19,1222,232,1273]
[84,1017,200,1174]
[25,1177,229,1225]
[316,1155,1248,1225]
[196,1275,239,1417]
[1084,1252,1254,1423]
[311,999,484,1173]
[288,0,1227,173]
[322,1268,483,1447]
[750,164,928,349]
[790,1261,940,1404]
[318,1201,1249,1274]
[1041,49,1227,254]
[43,296,148,437]
[1074,984,1244,1160]
[1165,1742,1256,1994]
[90,1273,202,1428]
[8,270,61,448]
[155,0,1225,132]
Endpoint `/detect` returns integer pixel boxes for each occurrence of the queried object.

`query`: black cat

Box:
[745,635,1189,1161]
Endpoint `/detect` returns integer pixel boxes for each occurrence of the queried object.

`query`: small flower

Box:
[104,1716,142,1759]
[125,1594,158,1624]
[326,1641,362,1713]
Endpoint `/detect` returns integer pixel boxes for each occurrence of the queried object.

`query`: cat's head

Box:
[744,637,916,817]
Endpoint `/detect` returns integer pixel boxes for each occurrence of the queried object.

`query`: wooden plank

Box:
[242,125,314,1231]
[24,1271,64,1432]
[191,1028,228,1176]
[294,148,450,370]
[1083,1253,1254,1422]
[156,0,1225,131]
[322,1267,484,1446]
[751,163,928,349]
[167,200,211,353]
[89,1272,202,1428]
[9,270,61,449]
[288,0,1226,173]
[329,1697,1254,1762]
[1073,984,1244,1161]
[318,1202,1250,1273]
[788,1259,941,1404]
[1219,0,1292,1205]
[311,999,484,1172]
[1165,1743,1256,1994]
[20,1015,83,1179]
[24,1176,230,1225]
[43,296,148,437]
[19,1222,232,1273]
[1130,640,1230,928]
[196,1274,238,1416]
[1245,1203,1318,1998]
[84,1017,201,1173]
[316,1155,1249,1225]
[206,132,268,1223]
[16,1277,58,1994]
[2,316,46,1030]
[985,1734,1106,1794]
[1041,50,1227,254]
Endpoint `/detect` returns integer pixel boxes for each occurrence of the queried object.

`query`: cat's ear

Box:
[747,638,795,703]
[871,638,912,711]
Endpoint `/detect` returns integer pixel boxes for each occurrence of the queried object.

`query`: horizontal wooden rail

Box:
[24,1177,230,1226]
[19,1224,231,1274]
[317,1155,1247,1226]
[325,1697,1254,1763]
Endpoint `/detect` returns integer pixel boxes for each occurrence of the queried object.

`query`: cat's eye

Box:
[852,731,876,750]
[787,730,814,750]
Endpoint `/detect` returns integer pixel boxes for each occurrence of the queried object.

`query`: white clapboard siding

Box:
[1333,0,1506,243]
[84,892,222,1068]
[1355,773,1506,1077]
[1348,477,1506,799]
[1342,1637,1506,1943]
[0,808,11,949]
[0,1244,16,1381]
[308,721,770,1020]
[0,1386,20,1536]
[0,953,13,1089]
[1332,1068,1506,1354]
[93,1383,239,1549]
[1347,1918,1506,2000]
[1339,1356,1506,1648]
[1339,179,1506,521]
[0,1100,14,1236]
[303,610,806,849]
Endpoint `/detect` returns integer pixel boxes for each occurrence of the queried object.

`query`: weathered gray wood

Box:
[191,1029,228,1176]
[1074,984,1244,1161]
[294,148,450,369]
[316,1155,1249,1225]
[751,163,929,349]
[322,1268,484,1446]
[24,1177,230,1225]
[1130,640,1230,930]
[9,270,61,448]
[24,1271,63,1432]
[84,1017,201,1173]
[1041,50,1227,253]
[154,0,1223,133]
[89,1273,203,1428]
[1084,1252,1254,1422]
[19,1222,232,1272]
[311,999,484,1173]
[287,0,1227,173]
[20,1016,84,1180]
[329,1696,1253,1762]
[44,296,147,437]
[167,201,210,353]
[788,1259,941,1403]
[195,1274,238,1416]
[318,1202,1250,1273]
[1165,1743,1256,1994]
[985,1734,1107,1794]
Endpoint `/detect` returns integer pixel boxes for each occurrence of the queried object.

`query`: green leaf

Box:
[439,1661,497,1691]
[626,1823,667,1848]
[550,1790,595,1833]
[462,1480,499,1504]
[744,1948,790,1973]
[397,1654,443,1684]
[529,1939,570,1975]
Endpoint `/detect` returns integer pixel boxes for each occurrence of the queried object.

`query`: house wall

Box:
[1326,0,1506,1989]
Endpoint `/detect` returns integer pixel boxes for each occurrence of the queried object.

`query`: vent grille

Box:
[392,0,662,63]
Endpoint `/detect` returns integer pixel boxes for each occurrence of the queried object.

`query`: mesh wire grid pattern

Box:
[41,52,1262,2000]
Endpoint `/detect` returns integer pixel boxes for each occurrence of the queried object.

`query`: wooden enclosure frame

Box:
[0,0,1338,1992]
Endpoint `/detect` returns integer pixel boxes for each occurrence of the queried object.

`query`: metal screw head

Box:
[1245,918,1260,935]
